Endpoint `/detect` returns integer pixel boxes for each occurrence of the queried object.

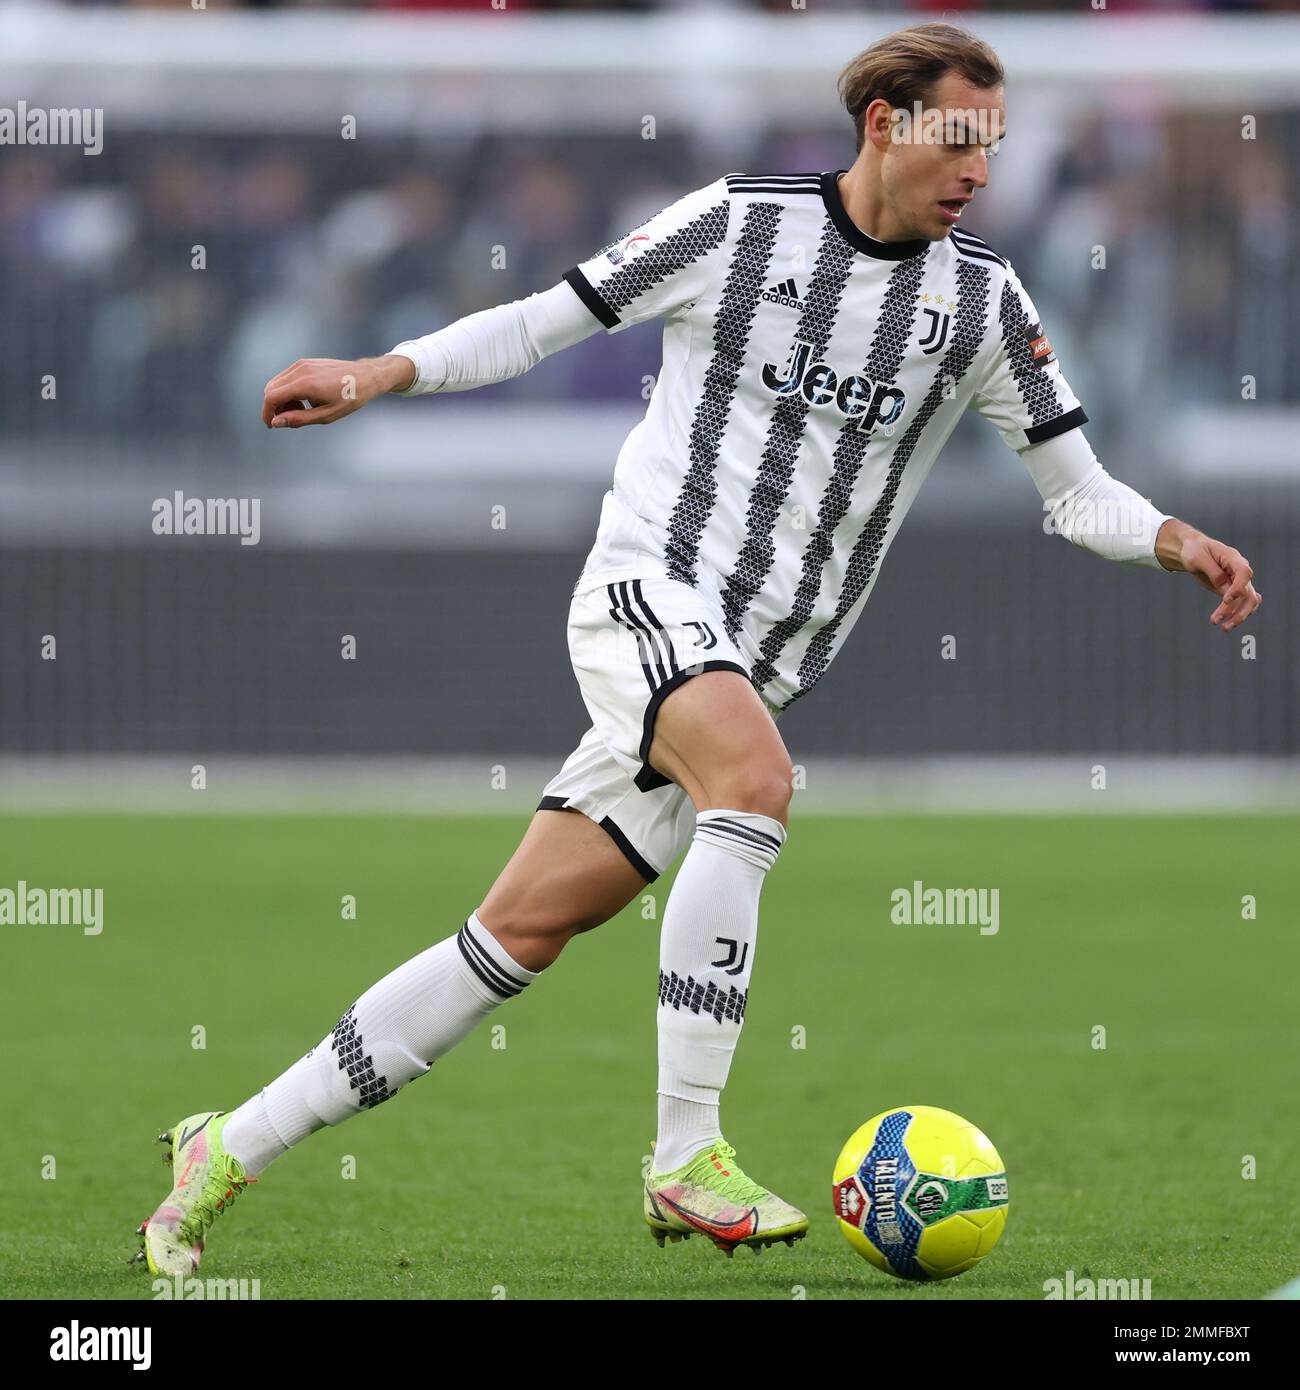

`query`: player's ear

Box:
[862,98,897,153]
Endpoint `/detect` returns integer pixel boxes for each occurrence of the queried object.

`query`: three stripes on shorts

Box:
[607,579,681,690]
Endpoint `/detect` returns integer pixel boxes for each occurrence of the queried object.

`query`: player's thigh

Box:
[648,668,793,821]
[477,806,648,944]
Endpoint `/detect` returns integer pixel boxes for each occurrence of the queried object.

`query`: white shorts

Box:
[538,576,763,881]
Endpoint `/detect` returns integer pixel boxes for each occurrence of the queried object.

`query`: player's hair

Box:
[838,24,1004,152]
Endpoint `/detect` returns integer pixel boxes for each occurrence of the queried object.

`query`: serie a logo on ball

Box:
[832,1105,1009,1281]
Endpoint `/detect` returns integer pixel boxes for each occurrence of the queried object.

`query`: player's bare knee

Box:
[480,901,598,954]
[709,759,793,822]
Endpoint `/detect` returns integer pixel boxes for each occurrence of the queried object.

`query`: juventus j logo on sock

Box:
[710,937,749,976]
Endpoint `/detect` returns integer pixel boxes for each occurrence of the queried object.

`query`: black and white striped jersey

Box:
[563,169,1087,711]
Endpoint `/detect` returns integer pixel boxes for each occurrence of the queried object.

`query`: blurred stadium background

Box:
[1,0,1296,813]
[7,5,1299,1311]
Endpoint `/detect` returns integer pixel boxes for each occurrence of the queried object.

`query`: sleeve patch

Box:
[606,233,650,266]
[1023,321,1056,368]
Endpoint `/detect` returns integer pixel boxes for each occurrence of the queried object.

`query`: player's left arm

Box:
[1018,428,1262,633]
[1151,516,1262,633]
[972,263,1261,632]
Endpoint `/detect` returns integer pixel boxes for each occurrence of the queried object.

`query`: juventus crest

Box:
[919,304,953,356]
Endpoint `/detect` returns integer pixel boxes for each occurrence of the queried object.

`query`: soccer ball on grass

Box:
[832,1104,1008,1281]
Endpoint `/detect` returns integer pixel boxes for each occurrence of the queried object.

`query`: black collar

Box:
[820,170,929,261]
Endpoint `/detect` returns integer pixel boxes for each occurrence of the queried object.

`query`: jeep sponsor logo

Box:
[761,339,906,435]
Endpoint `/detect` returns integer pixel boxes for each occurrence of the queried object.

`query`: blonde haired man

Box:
[138,24,1259,1275]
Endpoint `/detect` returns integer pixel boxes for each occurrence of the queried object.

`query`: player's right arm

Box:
[260,282,598,428]
[261,353,417,429]
[261,176,730,429]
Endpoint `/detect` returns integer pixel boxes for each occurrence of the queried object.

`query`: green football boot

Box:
[133,1110,255,1276]
[644,1139,808,1256]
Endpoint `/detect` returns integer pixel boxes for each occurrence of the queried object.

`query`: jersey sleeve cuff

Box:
[387,343,440,395]
[563,266,620,330]
[1138,515,1174,569]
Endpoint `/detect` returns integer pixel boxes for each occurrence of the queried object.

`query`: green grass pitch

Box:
[2,811,1296,1300]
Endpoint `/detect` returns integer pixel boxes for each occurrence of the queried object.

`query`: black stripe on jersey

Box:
[593,200,730,321]
[996,277,1072,437]
[726,172,822,192]
[947,242,1006,269]
[749,253,929,692]
[1025,405,1088,446]
[949,228,1008,268]
[789,258,996,705]
[563,266,619,329]
[664,200,782,586]
[717,221,857,638]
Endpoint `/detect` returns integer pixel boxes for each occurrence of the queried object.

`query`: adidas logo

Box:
[761,277,803,310]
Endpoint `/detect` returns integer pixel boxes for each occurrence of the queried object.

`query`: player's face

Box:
[878,72,1006,241]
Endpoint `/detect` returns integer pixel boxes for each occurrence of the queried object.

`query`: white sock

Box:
[656,1093,719,1175]
[654,809,784,1173]
[222,911,536,1177]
